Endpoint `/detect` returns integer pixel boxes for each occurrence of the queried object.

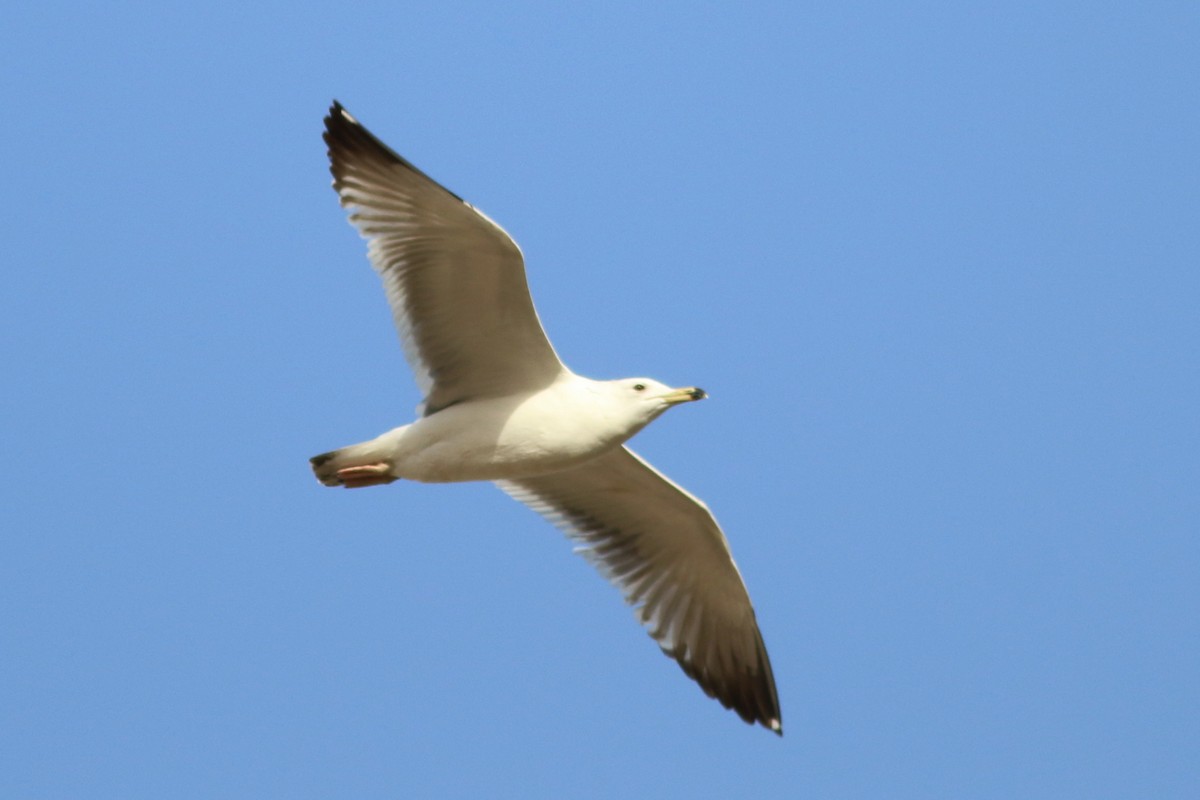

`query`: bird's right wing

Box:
[497,446,781,734]
[324,102,567,415]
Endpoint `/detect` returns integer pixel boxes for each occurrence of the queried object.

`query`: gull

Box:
[310,102,781,734]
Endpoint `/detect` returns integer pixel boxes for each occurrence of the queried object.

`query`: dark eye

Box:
[633,383,646,392]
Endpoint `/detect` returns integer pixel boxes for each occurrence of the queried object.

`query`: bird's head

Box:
[611,377,707,423]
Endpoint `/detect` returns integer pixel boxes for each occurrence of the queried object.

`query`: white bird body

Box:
[316,375,688,484]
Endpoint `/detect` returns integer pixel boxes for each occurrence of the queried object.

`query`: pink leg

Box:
[336,463,397,488]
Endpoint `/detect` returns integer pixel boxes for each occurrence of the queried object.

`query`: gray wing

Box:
[324,102,566,415]
[497,446,782,734]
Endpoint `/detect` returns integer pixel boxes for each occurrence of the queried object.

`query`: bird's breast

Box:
[395,390,634,483]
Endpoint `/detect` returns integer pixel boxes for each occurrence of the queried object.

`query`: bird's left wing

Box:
[324,102,567,415]
[496,446,781,734]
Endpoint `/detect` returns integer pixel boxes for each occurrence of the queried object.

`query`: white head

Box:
[604,377,707,427]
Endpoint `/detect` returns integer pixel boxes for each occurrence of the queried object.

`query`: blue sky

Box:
[3,2,1198,797]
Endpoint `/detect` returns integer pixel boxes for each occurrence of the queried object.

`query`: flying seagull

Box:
[311,101,781,734]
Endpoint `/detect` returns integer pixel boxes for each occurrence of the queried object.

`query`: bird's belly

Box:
[393,397,626,483]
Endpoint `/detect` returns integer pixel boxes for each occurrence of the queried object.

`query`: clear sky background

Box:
[3,2,1197,798]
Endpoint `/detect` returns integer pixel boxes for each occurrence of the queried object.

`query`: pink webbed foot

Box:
[335,463,397,489]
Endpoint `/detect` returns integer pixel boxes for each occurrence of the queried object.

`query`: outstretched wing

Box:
[497,446,782,734]
[324,102,567,415]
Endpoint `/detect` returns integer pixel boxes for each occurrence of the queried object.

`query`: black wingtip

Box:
[325,100,347,130]
[324,101,379,156]
[323,100,395,161]
[321,101,468,205]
